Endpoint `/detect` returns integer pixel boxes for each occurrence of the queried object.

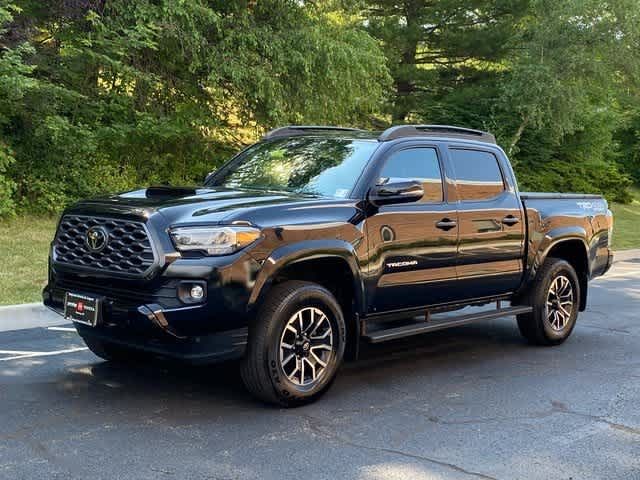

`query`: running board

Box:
[363,305,533,344]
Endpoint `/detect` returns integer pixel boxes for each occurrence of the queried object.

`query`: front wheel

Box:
[516,257,581,346]
[240,281,346,407]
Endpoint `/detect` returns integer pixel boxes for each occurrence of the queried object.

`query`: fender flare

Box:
[522,227,590,309]
[247,239,366,315]
[538,228,589,268]
[527,227,589,280]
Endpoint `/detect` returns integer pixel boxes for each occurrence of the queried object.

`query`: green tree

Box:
[365,0,527,122]
[363,0,639,201]
[2,0,640,213]
[0,0,390,214]
[497,0,639,201]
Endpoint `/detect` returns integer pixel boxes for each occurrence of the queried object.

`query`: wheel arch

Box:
[248,241,365,358]
[537,236,590,311]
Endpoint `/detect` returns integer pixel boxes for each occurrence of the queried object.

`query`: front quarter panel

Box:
[246,217,367,314]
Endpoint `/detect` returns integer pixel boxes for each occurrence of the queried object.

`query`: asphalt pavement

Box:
[0,258,639,480]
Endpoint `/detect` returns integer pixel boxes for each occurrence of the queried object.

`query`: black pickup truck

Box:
[43,125,614,406]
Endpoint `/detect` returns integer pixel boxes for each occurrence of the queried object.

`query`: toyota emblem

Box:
[86,226,108,252]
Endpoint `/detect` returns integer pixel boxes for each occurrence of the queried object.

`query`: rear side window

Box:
[449,149,504,201]
[379,148,443,203]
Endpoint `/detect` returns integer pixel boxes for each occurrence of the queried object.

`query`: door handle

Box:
[502,215,520,226]
[436,218,457,231]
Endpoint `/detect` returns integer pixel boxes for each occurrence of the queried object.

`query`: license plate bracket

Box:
[64,292,101,327]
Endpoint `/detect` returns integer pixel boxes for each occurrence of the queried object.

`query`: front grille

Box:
[53,215,157,277]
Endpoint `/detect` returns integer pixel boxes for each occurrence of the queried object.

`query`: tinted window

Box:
[379,148,443,203]
[209,137,378,199]
[450,149,504,201]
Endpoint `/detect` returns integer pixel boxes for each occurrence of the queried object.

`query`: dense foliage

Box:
[1,0,639,216]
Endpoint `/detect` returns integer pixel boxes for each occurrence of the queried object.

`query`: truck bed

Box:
[519,191,613,281]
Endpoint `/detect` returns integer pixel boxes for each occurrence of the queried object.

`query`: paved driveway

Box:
[1,259,639,479]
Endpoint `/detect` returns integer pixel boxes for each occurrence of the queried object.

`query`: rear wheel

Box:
[240,281,346,407]
[516,257,580,345]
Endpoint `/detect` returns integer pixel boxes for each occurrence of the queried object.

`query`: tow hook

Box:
[138,304,187,339]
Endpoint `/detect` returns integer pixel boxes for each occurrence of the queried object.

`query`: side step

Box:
[363,305,533,344]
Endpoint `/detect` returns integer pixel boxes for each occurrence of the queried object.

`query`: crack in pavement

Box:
[297,398,638,480]
[300,414,500,480]
[550,401,640,436]
[579,323,632,335]
[424,400,578,426]
[425,400,640,437]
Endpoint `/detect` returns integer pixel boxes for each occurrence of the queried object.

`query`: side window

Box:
[449,149,505,201]
[379,148,443,203]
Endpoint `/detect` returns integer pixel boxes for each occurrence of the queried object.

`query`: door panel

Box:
[449,148,525,298]
[364,146,459,313]
[366,204,459,312]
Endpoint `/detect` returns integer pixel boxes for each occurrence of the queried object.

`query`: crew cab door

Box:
[448,147,525,298]
[365,145,459,313]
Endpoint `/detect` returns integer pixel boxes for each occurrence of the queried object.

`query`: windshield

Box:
[208,137,378,198]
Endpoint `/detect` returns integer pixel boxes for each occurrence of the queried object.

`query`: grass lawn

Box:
[610,198,640,250]
[0,191,639,306]
[0,216,58,306]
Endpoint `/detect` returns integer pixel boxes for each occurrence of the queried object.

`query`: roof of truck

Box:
[262,125,497,144]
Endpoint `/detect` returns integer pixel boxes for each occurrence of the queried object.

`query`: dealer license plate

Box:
[64,292,101,326]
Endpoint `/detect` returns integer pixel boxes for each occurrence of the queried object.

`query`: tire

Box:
[516,257,581,346]
[83,337,139,363]
[240,281,346,407]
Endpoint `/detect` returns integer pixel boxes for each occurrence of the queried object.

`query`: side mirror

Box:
[368,180,424,206]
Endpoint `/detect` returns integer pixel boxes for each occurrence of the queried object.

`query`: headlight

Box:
[170,226,261,256]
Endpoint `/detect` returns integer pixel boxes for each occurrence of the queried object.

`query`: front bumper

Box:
[43,284,248,364]
[75,322,248,364]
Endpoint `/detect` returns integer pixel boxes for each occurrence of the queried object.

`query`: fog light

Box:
[190,285,204,300]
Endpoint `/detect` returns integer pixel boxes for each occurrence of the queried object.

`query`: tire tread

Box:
[240,281,336,406]
[516,257,579,346]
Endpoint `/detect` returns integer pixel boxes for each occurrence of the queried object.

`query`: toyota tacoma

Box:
[43,125,614,406]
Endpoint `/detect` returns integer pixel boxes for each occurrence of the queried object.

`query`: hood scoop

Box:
[145,186,198,199]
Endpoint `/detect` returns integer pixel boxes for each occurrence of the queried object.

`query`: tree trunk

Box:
[509,115,529,155]
[392,1,420,122]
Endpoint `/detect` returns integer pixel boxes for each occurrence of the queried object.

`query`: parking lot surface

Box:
[1,259,639,480]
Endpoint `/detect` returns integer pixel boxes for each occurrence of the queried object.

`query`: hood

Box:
[69,185,362,227]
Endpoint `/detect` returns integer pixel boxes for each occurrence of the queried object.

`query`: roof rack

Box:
[379,125,496,144]
[263,125,367,140]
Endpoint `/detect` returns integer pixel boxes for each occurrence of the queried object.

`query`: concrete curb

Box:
[0,303,69,333]
[612,248,640,264]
